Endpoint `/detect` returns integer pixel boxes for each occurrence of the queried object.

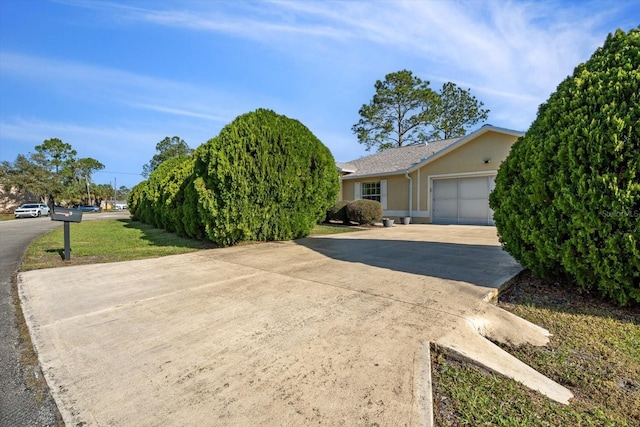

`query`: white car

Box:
[14,203,51,218]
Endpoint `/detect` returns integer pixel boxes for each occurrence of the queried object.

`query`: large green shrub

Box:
[131,157,189,229]
[490,27,640,305]
[181,175,206,240]
[157,156,193,234]
[193,109,339,246]
[127,181,145,221]
[346,199,383,225]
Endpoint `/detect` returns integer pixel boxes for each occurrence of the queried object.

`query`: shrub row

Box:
[129,109,339,247]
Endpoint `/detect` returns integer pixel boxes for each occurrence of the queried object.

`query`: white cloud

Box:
[4,0,637,174]
[73,0,629,112]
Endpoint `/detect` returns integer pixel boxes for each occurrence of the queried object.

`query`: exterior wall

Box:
[0,186,38,213]
[340,175,410,218]
[341,180,356,201]
[385,175,409,213]
[417,132,516,221]
[337,171,350,200]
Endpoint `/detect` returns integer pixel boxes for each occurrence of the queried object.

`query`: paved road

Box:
[0,212,129,427]
[1,216,62,427]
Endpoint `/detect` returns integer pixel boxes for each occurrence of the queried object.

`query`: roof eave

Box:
[337,167,357,173]
[340,169,406,180]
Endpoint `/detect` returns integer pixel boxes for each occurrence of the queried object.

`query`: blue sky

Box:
[1,0,638,189]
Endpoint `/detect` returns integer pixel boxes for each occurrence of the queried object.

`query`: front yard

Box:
[433,271,639,426]
[19,219,639,425]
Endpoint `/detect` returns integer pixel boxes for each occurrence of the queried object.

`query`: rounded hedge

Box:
[346,199,383,225]
[193,109,339,246]
[490,27,640,305]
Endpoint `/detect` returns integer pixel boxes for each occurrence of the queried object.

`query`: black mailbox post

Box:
[51,207,83,261]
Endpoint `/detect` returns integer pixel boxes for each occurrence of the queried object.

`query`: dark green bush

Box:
[157,156,193,234]
[490,27,640,305]
[346,199,383,225]
[131,157,189,229]
[325,200,351,223]
[127,156,193,234]
[181,175,206,240]
[127,182,145,221]
[193,109,339,246]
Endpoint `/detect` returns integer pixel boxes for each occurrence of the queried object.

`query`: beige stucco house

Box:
[337,125,523,225]
[0,185,38,213]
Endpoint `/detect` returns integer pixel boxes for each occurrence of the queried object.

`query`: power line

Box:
[95,171,143,176]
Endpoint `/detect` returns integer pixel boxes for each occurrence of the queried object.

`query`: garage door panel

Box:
[459,176,488,198]
[488,176,496,226]
[432,176,495,225]
[434,179,458,199]
[433,199,458,221]
[459,199,488,219]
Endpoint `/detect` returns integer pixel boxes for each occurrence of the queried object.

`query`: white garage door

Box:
[432,175,495,225]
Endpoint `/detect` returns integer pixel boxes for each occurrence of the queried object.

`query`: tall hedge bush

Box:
[157,156,193,235]
[490,27,640,305]
[127,181,144,221]
[127,156,191,230]
[193,109,339,246]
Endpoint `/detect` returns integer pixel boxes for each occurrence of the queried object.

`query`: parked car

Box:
[14,203,50,218]
[77,205,101,213]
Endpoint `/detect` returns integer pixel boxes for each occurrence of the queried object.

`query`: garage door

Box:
[432,175,495,225]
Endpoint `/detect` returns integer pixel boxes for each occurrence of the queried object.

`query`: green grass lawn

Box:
[21,219,363,271]
[432,271,640,426]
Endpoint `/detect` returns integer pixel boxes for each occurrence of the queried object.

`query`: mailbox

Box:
[51,207,83,223]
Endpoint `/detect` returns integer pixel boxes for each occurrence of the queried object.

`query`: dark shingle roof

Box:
[340,138,459,178]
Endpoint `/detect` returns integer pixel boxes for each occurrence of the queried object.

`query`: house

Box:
[0,185,38,214]
[338,125,524,225]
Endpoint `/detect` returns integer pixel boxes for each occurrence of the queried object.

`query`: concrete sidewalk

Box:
[19,225,572,426]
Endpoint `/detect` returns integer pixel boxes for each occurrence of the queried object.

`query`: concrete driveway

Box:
[18,225,572,426]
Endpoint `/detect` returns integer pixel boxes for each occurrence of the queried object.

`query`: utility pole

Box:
[86,177,91,205]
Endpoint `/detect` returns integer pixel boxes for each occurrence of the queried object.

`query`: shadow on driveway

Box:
[296,236,520,288]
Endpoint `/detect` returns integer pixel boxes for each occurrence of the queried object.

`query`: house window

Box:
[361,181,381,202]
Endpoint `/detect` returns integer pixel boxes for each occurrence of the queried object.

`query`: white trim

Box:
[403,173,412,216]
[340,170,406,181]
[429,170,497,180]
[416,168,421,213]
[354,182,361,200]
[380,179,388,210]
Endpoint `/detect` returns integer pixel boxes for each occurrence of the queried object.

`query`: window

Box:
[354,180,387,209]
[361,181,381,202]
